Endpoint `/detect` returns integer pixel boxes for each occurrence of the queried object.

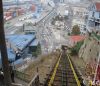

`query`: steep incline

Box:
[79,37,100,63]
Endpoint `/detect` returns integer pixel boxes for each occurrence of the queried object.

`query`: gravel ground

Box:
[24,51,60,84]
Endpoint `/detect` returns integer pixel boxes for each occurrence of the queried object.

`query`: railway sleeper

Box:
[67,71,74,74]
[58,68,68,71]
[58,65,69,68]
[55,74,67,78]
[53,83,64,86]
[54,78,67,82]
[56,71,67,75]
[57,68,70,71]
[67,82,77,86]
[53,82,67,86]
[67,75,76,79]
[67,78,77,83]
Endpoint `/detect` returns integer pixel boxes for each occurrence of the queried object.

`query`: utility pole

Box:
[0,0,12,86]
[17,0,19,7]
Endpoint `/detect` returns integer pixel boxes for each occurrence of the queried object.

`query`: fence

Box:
[28,73,40,86]
[14,70,40,86]
[14,70,30,82]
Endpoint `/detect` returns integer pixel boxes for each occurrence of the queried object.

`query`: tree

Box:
[71,25,80,35]
[32,44,41,57]
[68,33,70,36]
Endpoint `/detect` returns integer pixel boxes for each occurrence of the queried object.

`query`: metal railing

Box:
[48,53,62,86]
[28,73,40,86]
[14,70,40,86]
[14,70,30,82]
[11,83,22,86]
[67,54,81,86]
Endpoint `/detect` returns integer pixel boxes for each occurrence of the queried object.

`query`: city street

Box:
[4,0,92,54]
[1,0,100,86]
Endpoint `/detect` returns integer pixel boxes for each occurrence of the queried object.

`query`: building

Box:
[0,34,40,68]
[6,34,39,58]
[53,0,60,4]
[24,25,36,34]
[69,36,85,46]
[87,2,100,32]
[57,4,69,16]
[72,6,88,18]
[72,6,88,34]
[0,48,16,68]
[72,19,87,35]
[29,39,40,53]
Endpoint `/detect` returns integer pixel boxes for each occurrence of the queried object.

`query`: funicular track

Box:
[43,47,83,86]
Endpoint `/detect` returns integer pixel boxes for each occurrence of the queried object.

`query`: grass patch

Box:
[70,41,84,56]
[92,32,100,40]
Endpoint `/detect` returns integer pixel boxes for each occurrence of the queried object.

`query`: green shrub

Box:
[32,44,41,57]
[68,33,70,36]
[92,32,100,40]
[71,25,80,35]
[70,41,84,56]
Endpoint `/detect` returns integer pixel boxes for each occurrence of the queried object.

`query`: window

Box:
[92,11,95,17]
[99,12,100,18]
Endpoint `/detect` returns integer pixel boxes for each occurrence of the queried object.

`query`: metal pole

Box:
[0,0,12,86]
[17,0,19,7]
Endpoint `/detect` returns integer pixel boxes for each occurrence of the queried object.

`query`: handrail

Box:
[67,54,81,86]
[11,83,22,86]
[89,80,92,86]
[14,70,30,82]
[28,73,39,86]
[48,53,62,86]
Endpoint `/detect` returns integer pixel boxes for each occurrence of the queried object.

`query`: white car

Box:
[19,18,25,21]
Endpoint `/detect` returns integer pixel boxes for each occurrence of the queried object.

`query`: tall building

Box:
[87,2,100,31]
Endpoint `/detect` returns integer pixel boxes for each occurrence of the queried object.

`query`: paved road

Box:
[34,7,57,53]
[4,2,91,53]
[36,4,75,53]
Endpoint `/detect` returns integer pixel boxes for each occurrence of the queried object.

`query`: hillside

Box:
[79,36,100,63]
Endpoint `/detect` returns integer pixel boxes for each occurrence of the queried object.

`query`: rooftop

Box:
[95,2,100,11]
[29,39,39,46]
[70,36,85,43]
[6,34,36,50]
[0,48,16,68]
